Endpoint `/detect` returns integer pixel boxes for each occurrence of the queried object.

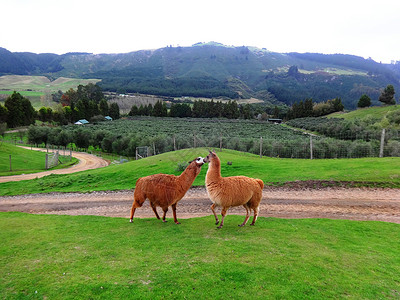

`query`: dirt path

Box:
[0,147,109,183]
[1,187,399,224]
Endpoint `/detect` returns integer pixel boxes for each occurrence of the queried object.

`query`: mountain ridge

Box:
[1,43,399,109]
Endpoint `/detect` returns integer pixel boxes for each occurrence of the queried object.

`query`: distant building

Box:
[74,119,89,125]
[104,116,113,121]
[268,118,282,124]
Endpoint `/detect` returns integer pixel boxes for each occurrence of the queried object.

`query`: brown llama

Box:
[130,157,204,224]
[204,151,264,228]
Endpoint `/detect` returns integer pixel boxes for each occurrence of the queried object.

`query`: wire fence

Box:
[189,128,399,159]
[3,127,400,160]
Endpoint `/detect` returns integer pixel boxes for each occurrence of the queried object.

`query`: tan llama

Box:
[204,151,264,228]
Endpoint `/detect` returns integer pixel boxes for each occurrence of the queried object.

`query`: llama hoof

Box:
[175,222,181,225]
[162,220,167,223]
[215,221,220,225]
[217,225,223,229]
[238,224,245,227]
[129,219,133,223]
[250,223,255,226]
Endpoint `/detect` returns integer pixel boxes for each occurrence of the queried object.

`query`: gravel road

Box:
[0,147,109,183]
[1,187,399,224]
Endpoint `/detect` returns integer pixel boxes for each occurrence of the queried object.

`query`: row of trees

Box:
[286,98,344,119]
[27,124,400,159]
[129,100,256,119]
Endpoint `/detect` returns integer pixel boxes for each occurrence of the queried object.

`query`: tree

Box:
[379,84,396,105]
[357,94,372,108]
[5,92,35,128]
[0,123,7,138]
[153,100,164,117]
[38,107,53,122]
[99,99,109,116]
[109,102,120,120]
[0,104,8,124]
[129,105,139,116]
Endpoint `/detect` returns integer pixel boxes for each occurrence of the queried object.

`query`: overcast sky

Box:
[1,0,399,63]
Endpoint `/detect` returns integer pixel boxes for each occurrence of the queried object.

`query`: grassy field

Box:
[329,105,400,121]
[0,75,100,109]
[0,212,399,299]
[0,143,78,176]
[1,148,400,196]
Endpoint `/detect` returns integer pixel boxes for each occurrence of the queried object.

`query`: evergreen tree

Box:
[357,94,372,108]
[161,102,168,117]
[129,105,139,116]
[379,85,396,105]
[5,92,35,128]
[99,99,109,116]
[109,102,120,120]
[153,100,164,117]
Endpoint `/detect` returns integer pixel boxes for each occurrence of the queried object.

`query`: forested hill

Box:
[1,43,399,109]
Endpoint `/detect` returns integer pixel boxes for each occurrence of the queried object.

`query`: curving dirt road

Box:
[0,147,109,183]
[1,187,399,224]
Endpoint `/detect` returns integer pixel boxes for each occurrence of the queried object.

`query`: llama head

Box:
[189,156,205,166]
[203,150,218,164]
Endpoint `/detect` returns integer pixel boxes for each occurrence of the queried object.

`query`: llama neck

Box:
[178,166,198,190]
[206,159,221,182]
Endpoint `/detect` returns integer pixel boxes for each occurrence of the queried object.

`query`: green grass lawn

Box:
[1,148,400,196]
[0,143,78,176]
[0,212,399,299]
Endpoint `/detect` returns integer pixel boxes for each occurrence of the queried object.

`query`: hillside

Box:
[329,104,400,121]
[0,44,399,109]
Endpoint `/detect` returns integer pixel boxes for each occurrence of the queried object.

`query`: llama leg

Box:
[250,206,260,226]
[210,203,219,225]
[171,203,181,225]
[129,197,144,223]
[162,207,168,222]
[239,205,250,227]
[217,207,228,229]
[150,202,160,219]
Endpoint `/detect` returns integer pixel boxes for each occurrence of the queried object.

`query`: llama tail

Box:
[256,179,264,189]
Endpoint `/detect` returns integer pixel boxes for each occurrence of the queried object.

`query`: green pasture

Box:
[1,148,400,196]
[329,105,400,121]
[0,212,399,299]
[0,75,100,93]
[0,143,77,176]
[0,75,100,109]
[0,90,45,97]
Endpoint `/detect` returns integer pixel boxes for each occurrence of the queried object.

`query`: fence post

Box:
[9,155,12,171]
[310,136,313,160]
[173,135,176,151]
[379,128,386,158]
[259,137,263,158]
[45,153,49,170]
